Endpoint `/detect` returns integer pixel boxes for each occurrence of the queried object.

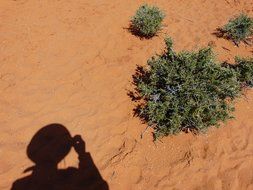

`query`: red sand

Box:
[0,0,253,189]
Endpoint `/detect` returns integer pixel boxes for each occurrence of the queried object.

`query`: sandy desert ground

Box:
[0,0,253,189]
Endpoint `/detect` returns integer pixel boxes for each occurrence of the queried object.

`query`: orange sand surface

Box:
[0,0,253,189]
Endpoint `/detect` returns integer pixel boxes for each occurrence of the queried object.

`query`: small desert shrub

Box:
[221,13,253,44]
[134,38,247,138]
[234,57,253,86]
[130,4,165,38]
[223,57,253,86]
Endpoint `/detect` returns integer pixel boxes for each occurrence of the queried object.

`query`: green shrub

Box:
[223,57,253,86]
[130,4,165,38]
[134,38,245,138]
[234,57,253,86]
[222,13,253,44]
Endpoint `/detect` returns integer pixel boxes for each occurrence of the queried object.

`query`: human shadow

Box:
[11,123,109,190]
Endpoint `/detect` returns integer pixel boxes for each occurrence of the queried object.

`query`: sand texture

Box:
[0,0,253,189]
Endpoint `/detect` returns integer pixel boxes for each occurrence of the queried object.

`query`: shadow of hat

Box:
[27,123,72,165]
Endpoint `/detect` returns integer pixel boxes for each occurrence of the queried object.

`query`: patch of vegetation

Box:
[133,38,253,139]
[130,4,165,38]
[234,57,253,86]
[220,13,253,45]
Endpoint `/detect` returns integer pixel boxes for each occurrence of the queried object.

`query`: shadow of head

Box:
[12,123,109,190]
[27,123,72,166]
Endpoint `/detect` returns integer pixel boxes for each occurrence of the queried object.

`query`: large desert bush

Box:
[133,38,252,139]
[221,13,253,45]
[130,4,165,38]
